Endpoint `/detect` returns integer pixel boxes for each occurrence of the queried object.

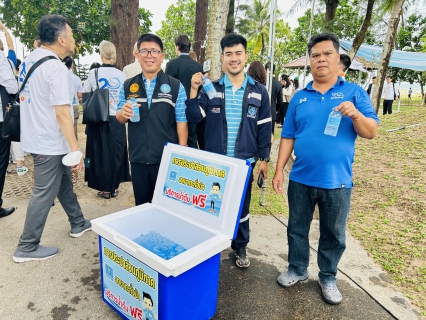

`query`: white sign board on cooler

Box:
[91,143,251,277]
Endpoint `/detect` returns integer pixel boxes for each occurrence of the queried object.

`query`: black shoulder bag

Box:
[82,68,110,125]
[1,55,57,142]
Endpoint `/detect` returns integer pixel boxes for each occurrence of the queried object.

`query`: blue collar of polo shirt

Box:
[141,74,158,84]
[304,76,345,91]
[219,72,253,89]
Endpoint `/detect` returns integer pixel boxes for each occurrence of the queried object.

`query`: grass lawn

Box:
[350,106,426,315]
[250,106,426,316]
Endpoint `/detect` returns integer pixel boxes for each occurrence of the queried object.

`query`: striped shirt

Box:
[224,73,247,157]
[117,74,187,122]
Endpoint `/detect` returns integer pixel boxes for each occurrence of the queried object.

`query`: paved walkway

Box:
[0,137,421,319]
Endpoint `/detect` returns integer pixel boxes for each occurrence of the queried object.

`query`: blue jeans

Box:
[287,180,352,283]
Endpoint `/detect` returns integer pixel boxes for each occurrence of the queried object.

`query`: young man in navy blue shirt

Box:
[186,34,272,268]
[272,33,379,304]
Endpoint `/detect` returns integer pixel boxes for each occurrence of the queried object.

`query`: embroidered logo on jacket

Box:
[247,106,258,118]
[161,84,171,93]
[211,107,220,114]
[130,83,139,93]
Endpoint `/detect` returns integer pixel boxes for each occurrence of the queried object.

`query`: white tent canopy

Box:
[340,39,426,72]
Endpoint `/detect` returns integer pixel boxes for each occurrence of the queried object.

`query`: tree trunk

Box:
[372,0,405,114]
[325,0,339,21]
[194,0,208,65]
[347,0,375,60]
[226,0,235,34]
[111,0,139,70]
[206,0,230,80]
[420,73,426,107]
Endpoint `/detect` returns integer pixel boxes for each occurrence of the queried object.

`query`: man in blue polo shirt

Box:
[272,33,379,304]
[186,33,272,268]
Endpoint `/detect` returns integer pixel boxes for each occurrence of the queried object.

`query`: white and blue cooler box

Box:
[92,143,251,320]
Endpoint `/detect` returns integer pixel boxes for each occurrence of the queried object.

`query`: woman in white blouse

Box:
[279,74,292,128]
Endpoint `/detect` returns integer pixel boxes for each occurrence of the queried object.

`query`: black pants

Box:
[196,118,206,150]
[383,100,394,115]
[281,102,289,125]
[231,163,254,251]
[0,122,11,207]
[130,163,160,205]
[187,123,198,149]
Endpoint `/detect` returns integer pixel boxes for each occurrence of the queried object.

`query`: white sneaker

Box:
[17,166,28,176]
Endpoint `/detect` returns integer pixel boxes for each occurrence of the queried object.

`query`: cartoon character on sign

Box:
[209,182,221,213]
[142,292,157,320]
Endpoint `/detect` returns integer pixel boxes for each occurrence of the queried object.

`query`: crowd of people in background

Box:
[0,13,383,306]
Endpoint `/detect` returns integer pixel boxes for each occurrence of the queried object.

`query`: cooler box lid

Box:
[152,143,251,240]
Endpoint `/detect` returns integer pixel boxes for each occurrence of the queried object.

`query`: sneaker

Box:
[277,269,309,288]
[318,280,343,304]
[17,166,28,176]
[70,219,92,238]
[234,247,250,268]
[13,245,58,263]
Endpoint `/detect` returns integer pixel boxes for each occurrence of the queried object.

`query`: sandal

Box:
[111,190,119,198]
[97,191,111,199]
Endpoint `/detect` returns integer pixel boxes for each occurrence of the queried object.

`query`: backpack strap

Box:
[18,56,58,98]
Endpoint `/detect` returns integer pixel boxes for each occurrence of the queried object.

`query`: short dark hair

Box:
[175,35,191,53]
[137,33,163,52]
[386,75,392,79]
[264,62,276,73]
[339,53,351,72]
[220,33,247,53]
[372,76,376,79]
[63,56,73,69]
[38,15,70,45]
[143,292,154,306]
[212,182,221,190]
[307,33,340,56]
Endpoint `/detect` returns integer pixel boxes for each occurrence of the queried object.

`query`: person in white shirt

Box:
[63,56,83,140]
[122,42,142,79]
[279,74,293,128]
[382,75,399,115]
[0,50,18,218]
[13,15,91,263]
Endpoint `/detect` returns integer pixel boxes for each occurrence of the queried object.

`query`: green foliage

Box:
[138,8,153,35]
[0,0,112,56]
[156,0,196,60]
[0,0,152,57]
[236,0,273,56]
[395,13,426,85]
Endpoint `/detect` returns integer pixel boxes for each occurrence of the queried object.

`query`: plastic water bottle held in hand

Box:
[202,75,217,100]
[324,108,342,137]
[129,97,140,122]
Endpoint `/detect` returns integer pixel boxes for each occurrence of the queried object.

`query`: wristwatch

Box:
[259,157,270,162]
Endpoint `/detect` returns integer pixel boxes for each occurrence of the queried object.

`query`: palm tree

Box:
[194,0,208,64]
[286,0,339,31]
[236,0,274,56]
[205,0,231,80]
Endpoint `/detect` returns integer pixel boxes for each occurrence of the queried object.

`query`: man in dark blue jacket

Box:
[186,33,272,268]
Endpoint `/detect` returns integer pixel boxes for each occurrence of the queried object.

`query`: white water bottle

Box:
[202,76,217,100]
[129,97,140,122]
[324,108,342,137]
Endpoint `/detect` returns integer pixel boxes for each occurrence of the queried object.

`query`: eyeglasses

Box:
[138,49,161,58]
